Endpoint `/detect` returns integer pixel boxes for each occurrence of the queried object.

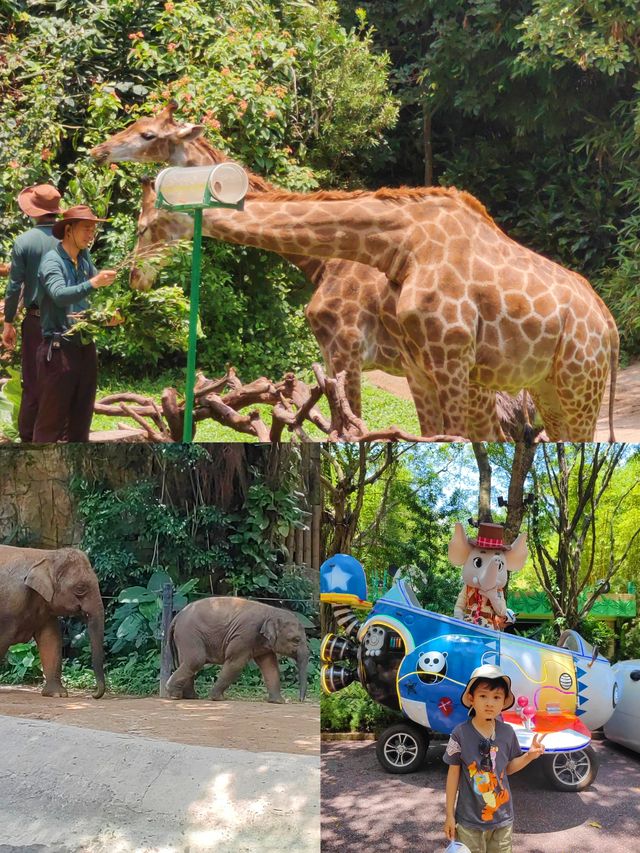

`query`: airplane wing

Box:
[503,710,591,752]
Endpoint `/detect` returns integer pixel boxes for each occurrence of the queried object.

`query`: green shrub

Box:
[0,641,42,684]
[620,617,640,661]
[321,681,401,732]
[578,616,615,654]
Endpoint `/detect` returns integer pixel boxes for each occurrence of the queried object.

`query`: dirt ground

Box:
[0,685,319,756]
[365,360,640,442]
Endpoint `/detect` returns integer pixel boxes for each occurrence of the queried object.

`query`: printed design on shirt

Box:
[445,736,461,757]
[468,751,510,822]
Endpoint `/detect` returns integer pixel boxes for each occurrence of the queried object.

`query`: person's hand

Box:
[90,269,117,289]
[0,263,10,276]
[2,322,16,350]
[444,815,456,841]
[528,732,547,761]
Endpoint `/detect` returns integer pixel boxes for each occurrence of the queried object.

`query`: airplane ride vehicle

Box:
[320,554,620,791]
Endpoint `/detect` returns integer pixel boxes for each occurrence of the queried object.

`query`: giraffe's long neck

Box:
[168,141,328,283]
[202,198,407,278]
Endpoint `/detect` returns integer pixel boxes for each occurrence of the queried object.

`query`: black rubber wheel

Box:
[375,723,429,774]
[542,746,599,791]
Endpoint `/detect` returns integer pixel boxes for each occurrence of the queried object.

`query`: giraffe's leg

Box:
[429,360,473,438]
[308,314,364,418]
[404,368,444,436]
[529,382,571,441]
[467,384,506,442]
[553,360,606,442]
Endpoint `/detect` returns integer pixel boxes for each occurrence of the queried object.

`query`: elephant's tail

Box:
[168,618,179,671]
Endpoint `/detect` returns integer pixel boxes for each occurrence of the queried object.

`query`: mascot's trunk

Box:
[86,608,105,699]
[297,645,309,701]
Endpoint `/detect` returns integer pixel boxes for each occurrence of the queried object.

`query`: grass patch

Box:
[91,372,419,441]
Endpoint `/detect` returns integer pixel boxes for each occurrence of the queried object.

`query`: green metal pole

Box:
[183,207,203,442]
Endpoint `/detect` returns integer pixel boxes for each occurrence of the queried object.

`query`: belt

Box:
[26,307,40,317]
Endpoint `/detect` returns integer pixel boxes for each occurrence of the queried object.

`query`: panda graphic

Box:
[417,650,448,684]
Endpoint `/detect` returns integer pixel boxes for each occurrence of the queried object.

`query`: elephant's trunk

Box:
[297,643,309,702]
[85,602,105,699]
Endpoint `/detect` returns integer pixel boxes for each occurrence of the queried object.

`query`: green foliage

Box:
[320,681,400,732]
[225,473,308,599]
[620,617,640,660]
[578,616,615,653]
[0,367,21,440]
[0,641,42,683]
[1,0,397,377]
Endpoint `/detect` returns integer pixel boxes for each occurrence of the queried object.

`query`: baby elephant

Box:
[166,597,310,703]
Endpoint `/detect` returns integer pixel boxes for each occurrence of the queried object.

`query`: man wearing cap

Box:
[2,185,62,442]
[33,205,117,443]
[443,664,546,852]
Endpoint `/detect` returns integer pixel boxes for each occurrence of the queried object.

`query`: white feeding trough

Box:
[155,162,249,209]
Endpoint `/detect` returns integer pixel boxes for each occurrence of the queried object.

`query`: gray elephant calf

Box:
[166,597,310,703]
[0,545,105,699]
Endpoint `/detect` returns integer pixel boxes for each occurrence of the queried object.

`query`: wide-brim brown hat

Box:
[468,522,511,552]
[52,205,109,239]
[461,664,515,711]
[17,184,63,218]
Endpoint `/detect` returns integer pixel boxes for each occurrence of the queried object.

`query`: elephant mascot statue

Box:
[0,545,105,699]
[166,597,310,703]
[450,522,527,630]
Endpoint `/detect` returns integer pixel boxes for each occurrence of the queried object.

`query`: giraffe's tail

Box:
[608,318,619,443]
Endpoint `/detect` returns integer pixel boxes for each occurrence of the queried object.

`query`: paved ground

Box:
[322,738,640,852]
[365,360,640,442]
[0,716,320,853]
[0,686,319,755]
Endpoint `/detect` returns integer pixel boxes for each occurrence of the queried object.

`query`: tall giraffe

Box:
[91,104,506,440]
[131,181,618,442]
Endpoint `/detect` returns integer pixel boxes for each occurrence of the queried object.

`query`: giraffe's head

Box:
[90,102,206,164]
[129,177,192,291]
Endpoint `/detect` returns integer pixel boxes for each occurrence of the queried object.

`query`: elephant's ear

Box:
[506,533,528,572]
[448,523,471,566]
[25,557,55,603]
[259,616,278,649]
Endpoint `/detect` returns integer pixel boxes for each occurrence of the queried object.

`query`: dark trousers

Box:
[18,312,43,442]
[33,338,97,443]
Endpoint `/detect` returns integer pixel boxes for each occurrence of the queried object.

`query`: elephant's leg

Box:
[35,617,67,697]
[256,652,285,704]
[166,657,203,700]
[182,676,198,699]
[209,652,251,701]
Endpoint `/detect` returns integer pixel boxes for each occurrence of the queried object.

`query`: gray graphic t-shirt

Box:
[443,719,522,830]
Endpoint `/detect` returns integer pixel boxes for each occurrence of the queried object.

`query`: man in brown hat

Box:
[2,184,63,441]
[33,205,117,443]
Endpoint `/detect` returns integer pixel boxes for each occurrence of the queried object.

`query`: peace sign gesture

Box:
[528,732,547,760]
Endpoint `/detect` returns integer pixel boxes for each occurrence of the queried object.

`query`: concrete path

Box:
[0,716,320,853]
[322,737,640,852]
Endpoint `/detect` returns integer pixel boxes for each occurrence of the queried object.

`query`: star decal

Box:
[323,564,352,593]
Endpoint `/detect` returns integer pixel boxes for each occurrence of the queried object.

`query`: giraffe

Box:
[130,181,618,442]
[90,104,507,441]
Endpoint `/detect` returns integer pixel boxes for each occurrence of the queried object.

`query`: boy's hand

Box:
[528,732,546,760]
[444,815,456,840]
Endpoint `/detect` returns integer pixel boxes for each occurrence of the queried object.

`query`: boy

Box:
[443,664,546,853]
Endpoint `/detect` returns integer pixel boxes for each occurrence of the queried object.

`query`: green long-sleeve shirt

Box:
[38,244,97,338]
[3,225,58,323]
